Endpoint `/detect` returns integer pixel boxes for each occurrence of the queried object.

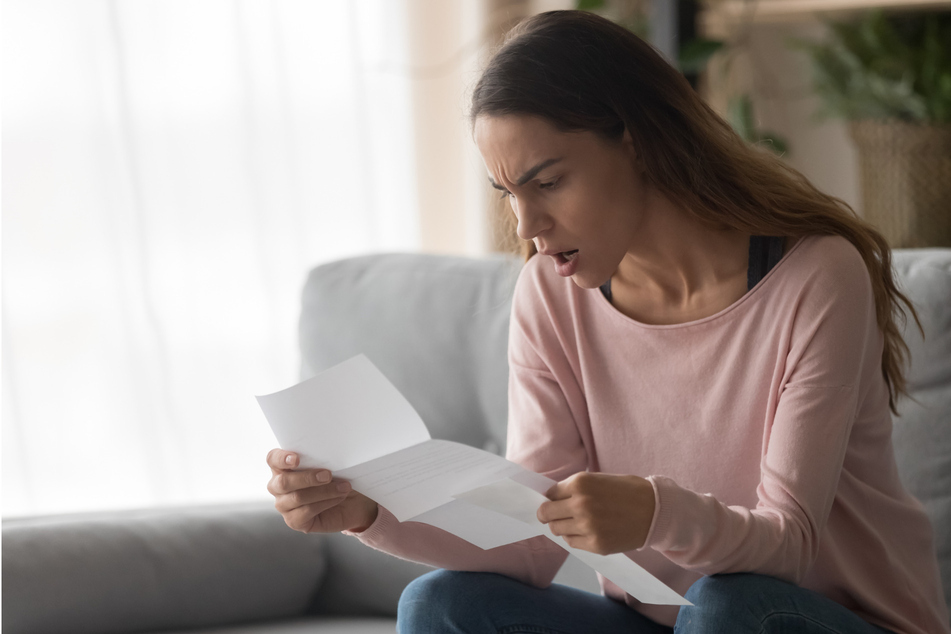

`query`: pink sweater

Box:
[350,235,949,634]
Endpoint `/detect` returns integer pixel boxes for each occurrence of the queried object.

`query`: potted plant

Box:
[796,10,951,248]
[576,0,789,155]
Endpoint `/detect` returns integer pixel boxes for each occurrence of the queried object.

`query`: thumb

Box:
[545,480,572,501]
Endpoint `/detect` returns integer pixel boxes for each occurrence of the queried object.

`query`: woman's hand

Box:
[266,449,379,534]
[536,472,655,555]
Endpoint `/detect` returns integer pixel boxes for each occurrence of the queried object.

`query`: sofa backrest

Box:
[889,249,951,610]
[300,248,951,609]
[300,252,521,455]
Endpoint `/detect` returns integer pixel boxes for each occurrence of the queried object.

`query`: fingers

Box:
[562,534,600,553]
[545,481,571,501]
[275,482,350,514]
[539,472,598,523]
[545,471,590,501]
[265,448,363,534]
[536,498,574,524]
[268,472,352,515]
[546,518,609,555]
[546,517,582,537]
[264,449,332,493]
[282,498,347,533]
[272,479,350,512]
[266,448,300,473]
[267,468,334,496]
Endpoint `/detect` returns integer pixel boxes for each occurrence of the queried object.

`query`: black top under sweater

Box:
[598,235,785,303]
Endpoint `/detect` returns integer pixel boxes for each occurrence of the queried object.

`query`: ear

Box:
[620,127,644,173]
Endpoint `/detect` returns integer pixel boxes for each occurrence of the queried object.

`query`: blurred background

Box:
[4,0,950,518]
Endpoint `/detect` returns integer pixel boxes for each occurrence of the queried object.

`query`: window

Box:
[2,0,420,516]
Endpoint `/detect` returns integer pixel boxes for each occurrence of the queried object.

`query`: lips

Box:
[541,248,577,259]
[550,249,579,277]
[556,249,579,263]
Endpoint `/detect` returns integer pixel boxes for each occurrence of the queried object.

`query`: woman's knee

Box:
[684,572,765,605]
[397,569,501,633]
[400,569,457,607]
[399,570,458,630]
[676,573,766,633]
[677,573,892,634]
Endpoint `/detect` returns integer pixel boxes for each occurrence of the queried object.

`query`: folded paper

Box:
[256,354,689,605]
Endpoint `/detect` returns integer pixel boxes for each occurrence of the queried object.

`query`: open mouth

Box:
[555,249,579,263]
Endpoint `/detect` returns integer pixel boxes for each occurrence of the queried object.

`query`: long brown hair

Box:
[470,10,922,415]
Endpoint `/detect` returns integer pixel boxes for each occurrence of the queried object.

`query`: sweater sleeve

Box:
[346,262,585,587]
[642,245,878,584]
[346,504,567,588]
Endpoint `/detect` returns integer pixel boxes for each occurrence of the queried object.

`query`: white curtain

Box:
[2,0,420,517]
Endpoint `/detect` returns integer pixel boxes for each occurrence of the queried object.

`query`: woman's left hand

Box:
[536,472,656,555]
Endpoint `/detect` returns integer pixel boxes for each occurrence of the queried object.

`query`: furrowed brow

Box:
[487,157,563,190]
[516,158,562,186]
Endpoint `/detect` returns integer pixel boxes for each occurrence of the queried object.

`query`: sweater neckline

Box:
[593,235,809,330]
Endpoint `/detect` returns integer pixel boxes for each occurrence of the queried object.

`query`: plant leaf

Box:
[756,133,789,156]
[576,0,607,11]
[678,38,725,73]
[791,10,951,123]
[728,95,756,142]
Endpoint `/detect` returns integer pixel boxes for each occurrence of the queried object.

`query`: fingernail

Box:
[317,471,331,483]
[284,455,295,466]
[336,482,350,493]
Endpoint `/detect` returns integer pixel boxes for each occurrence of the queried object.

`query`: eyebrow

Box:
[488,158,563,190]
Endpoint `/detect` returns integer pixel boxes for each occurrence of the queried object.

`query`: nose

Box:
[511,196,550,241]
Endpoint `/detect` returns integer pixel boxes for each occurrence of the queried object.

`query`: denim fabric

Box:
[397,569,896,634]
[676,574,896,634]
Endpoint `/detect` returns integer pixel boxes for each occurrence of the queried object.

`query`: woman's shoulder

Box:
[776,234,877,327]
[796,233,864,264]
[780,234,870,291]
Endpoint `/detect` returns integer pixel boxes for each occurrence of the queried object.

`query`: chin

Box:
[569,273,606,290]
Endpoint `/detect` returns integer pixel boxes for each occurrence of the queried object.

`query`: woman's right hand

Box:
[266,449,379,534]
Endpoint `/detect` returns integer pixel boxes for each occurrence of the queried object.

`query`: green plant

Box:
[727,94,789,154]
[575,0,788,155]
[576,0,651,40]
[793,10,951,123]
[678,37,725,74]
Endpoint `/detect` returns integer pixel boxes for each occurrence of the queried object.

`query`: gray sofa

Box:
[4,249,949,633]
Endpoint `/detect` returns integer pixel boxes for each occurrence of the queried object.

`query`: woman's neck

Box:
[613,193,751,308]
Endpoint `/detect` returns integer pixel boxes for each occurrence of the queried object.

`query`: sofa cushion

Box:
[890,248,951,611]
[2,503,326,634]
[147,616,397,634]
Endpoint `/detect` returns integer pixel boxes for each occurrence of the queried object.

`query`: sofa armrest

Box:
[2,503,326,634]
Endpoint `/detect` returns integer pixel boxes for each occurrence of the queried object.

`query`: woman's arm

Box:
[638,248,879,584]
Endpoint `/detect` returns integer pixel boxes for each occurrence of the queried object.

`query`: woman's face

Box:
[474,114,650,289]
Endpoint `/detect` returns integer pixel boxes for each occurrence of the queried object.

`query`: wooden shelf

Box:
[701,0,951,35]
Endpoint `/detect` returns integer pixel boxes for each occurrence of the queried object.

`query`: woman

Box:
[266,11,949,634]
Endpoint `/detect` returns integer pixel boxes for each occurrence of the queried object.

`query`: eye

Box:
[538,178,559,191]
[498,189,514,200]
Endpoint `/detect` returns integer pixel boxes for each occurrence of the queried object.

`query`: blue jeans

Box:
[397,569,896,633]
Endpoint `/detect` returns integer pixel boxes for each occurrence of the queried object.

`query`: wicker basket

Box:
[849,119,951,248]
